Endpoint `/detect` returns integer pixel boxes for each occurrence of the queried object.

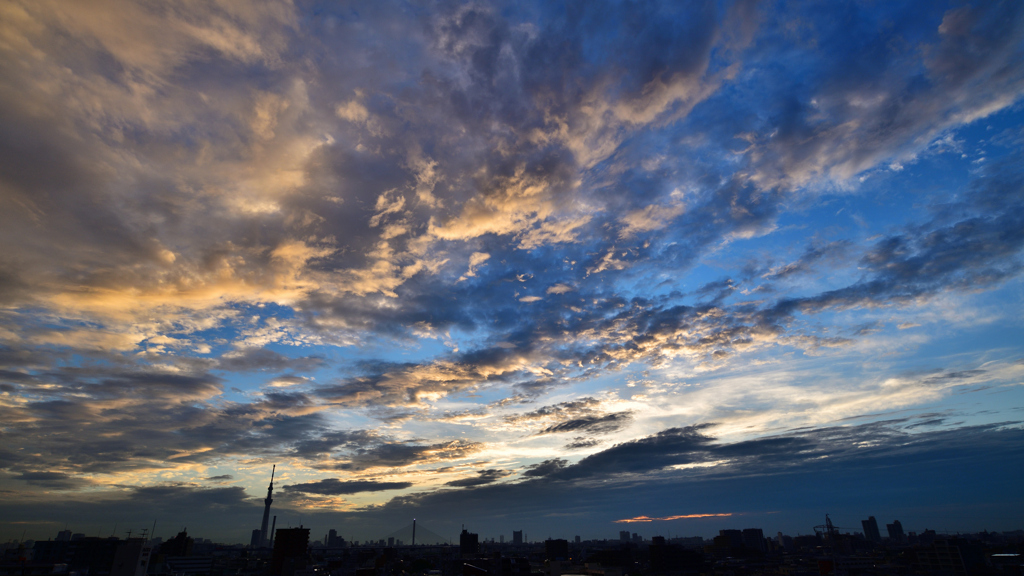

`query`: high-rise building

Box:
[162,531,193,557]
[250,530,262,548]
[742,528,766,553]
[574,535,581,544]
[714,529,745,555]
[886,520,905,543]
[110,539,152,576]
[862,517,881,542]
[270,527,309,576]
[460,529,479,555]
[512,530,523,545]
[545,539,569,561]
[56,530,72,542]
[619,530,631,542]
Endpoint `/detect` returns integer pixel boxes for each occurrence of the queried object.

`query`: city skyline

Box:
[2,0,1024,545]
[11,514,1017,549]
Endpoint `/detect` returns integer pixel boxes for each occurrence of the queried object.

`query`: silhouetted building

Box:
[913,539,981,575]
[270,527,309,576]
[161,531,193,557]
[619,531,630,543]
[574,535,580,545]
[250,530,262,549]
[62,537,121,574]
[862,516,881,542]
[56,531,72,542]
[326,529,344,548]
[259,466,277,547]
[887,520,905,543]
[649,536,706,574]
[110,539,151,576]
[460,529,479,555]
[32,540,70,565]
[719,530,744,549]
[512,531,522,545]
[545,539,568,561]
[712,530,749,557]
[742,528,766,553]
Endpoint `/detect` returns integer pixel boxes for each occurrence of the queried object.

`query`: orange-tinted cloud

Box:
[614,513,733,523]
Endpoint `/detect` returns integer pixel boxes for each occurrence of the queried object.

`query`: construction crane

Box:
[813,514,852,542]
[812,514,852,576]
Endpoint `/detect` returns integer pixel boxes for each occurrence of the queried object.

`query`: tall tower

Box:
[259,465,276,547]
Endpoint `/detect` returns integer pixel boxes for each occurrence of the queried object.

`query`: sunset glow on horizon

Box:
[615,514,735,524]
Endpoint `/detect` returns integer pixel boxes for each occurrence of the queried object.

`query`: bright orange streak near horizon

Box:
[614,513,733,523]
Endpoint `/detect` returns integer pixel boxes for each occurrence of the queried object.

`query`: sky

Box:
[1,0,1023,545]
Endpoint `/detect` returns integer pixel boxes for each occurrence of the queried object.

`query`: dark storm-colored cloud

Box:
[550,425,718,480]
[289,430,380,460]
[204,475,233,481]
[521,458,567,478]
[537,412,634,436]
[0,350,364,475]
[282,478,413,495]
[316,439,484,472]
[15,471,89,490]
[1,422,1021,542]
[445,469,511,487]
[505,397,600,423]
[355,422,1024,535]
[565,437,601,450]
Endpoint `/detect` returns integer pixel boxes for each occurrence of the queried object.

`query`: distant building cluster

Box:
[4,488,1022,576]
[4,518,1023,576]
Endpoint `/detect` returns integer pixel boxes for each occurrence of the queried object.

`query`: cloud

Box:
[743,2,1024,188]
[458,252,491,282]
[445,469,511,487]
[565,437,601,450]
[15,471,89,490]
[218,348,326,372]
[521,458,567,478]
[546,283,574,295]
[282,479,413,495]
[1,0,1023,541]
[763,241,852,281]
[316,439,484,472]
[537,412,634,436]
[615,513,732,523]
